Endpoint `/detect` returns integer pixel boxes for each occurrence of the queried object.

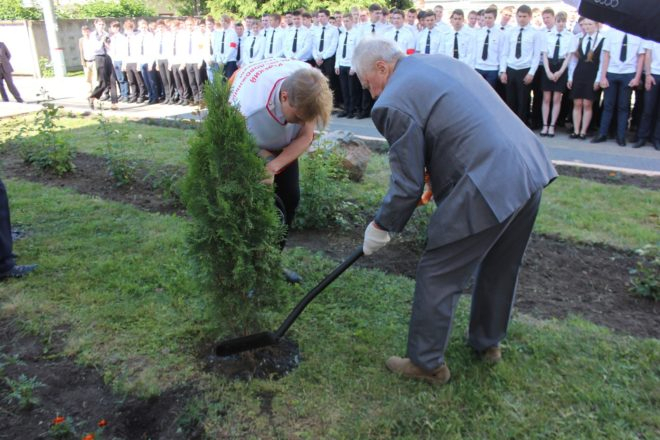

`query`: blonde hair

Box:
[555,11,567,22]
[281,69,333,128]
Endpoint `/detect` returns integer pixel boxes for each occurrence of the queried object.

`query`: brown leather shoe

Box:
[385,356,450,385]
[480,346,502,363]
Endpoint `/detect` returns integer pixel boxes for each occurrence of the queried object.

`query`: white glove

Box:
[363,221,390,256]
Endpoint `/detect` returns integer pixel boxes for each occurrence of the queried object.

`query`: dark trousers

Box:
[0,178,15,274]
[274,159,300,249]
[316,56,340,106]
[140,63,158,102]
[90,55,117,104]
[637,73,660,142]
[185,62,204,103]
[506,67,532,124]
[125,62,146,100]
[598,72,635,140]
[531,67,543,128]
[156,59,174,101]
[476,69,499,89]
[223,61,238,79]
[171,64,191,102]
[0,66,22,102]
[113,60,129,98]
[338,66,361,115]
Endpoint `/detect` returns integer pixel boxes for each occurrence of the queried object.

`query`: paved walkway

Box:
[3,75,660,176]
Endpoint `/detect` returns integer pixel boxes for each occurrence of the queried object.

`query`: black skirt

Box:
[541,59,568,93]
[571,58,599,101]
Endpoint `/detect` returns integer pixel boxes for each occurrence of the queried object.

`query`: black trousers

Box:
[156,59,174,101]
[530,67,543,128]
[185,62,204,103]
[506,67,532,125]
[125,62,146,100]
[171,64,190,102]
[223,61,238,79]
[338,66,361,116]
[637,73,660,142]
[315,56,340,107]
[0,178,15,274]
[90,55,117,103]
[274,159,300,250]
[0,66,22,102]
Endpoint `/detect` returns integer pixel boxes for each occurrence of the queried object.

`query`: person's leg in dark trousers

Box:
[349,73,362,117]
[636,74,660,145]
[274,159,300,250]
[630,76,644,135]
[125,63,146,102]
[0,179,15,274]
[157,59,174,103]
[185,63,202,103]
[338,66,351,116]
[90,55,110,99]
[531,68,543,129]
[406,190,542,371]
[476,69,498,89]
[113,60,129,100]
[223,61,238,80]
[615,73,635,143]
[598,73,627,141]
[506,67,531,124]
[140,63,158,103]
[0,66,23,102]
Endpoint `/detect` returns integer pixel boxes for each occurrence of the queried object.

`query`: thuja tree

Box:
[182,78,284,333]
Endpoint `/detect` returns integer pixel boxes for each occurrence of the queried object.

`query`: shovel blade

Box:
[215,331,279,357]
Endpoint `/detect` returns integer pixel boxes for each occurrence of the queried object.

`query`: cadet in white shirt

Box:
[283,10,312,61]
[263,14,285,59]
[179,17,205,105]
[500,5,544,125]
[335,13,361,118]
[540,12,574,137]
[360,4,392,38]
[123,20,148,103]
[168,20,190,105]
[633,40,660,150]
[241,22,265,66]
[474,7,505,88]
[212,15,239,78]
[416,11,445,55]
[383,9,416,55]
[109,21,129,101]
[134,20,158,104]
[591,27,645,146]
[446,10,476,67]
[153,19,175,104]
[79,26,97,92]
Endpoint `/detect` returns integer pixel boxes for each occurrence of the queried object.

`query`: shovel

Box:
[215,246,364,357]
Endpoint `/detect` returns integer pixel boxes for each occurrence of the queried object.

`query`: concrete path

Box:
[4,75,660,176]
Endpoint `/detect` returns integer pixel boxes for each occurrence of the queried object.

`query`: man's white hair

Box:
[352,37,405,77]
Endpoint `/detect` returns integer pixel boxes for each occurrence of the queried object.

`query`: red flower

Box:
[98,419,107,428]
[82,434,95,440]
[53,416,66,425]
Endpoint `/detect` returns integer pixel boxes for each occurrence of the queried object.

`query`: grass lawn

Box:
[1,179,658,438]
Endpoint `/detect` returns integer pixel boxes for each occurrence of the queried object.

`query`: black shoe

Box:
[336,111,348,118]
[653,140,660,151]
[128,98,137,103]
[357,113,370,119]
[616,137,626,147]
[0,264,37,280]
[632,139,646,149]
[591,134,607,144]
[283,268,302,284]
[578,134,587,140]
[346,113,355,119]
[569,132,580,139]
[147,100,157,105]
[136,97,145,104]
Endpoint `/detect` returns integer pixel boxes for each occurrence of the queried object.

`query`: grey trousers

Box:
[407,190,542,371]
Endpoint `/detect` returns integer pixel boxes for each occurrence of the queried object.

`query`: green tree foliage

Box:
[208,0,410,19]
[173,0,210,16]
[57,0,155,19]
[182,78,284,333]
[0,0,42,20]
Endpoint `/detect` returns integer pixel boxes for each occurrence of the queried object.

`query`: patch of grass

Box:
[0,179,658,438]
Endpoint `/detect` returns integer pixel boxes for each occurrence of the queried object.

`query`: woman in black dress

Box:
[541,12,573,137]
[567,18,604,139]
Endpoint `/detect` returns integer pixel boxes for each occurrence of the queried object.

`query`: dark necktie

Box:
[453,32,459,59]
[319,26,325,52]
[292,28,298,52]
[371,24,375,34]
[394,30,399,42]
[585,36,592,56]
[250,37,255,58]
[552,33,561,63]
[619,33,627,62]
[425,30,431,54]
[269,29,275,54]
[263,29,267,37]
[342,31,348,58]
[237,37,241,61]
[221,31,225,54]
[482,29,489,61]
[515,28,523,58]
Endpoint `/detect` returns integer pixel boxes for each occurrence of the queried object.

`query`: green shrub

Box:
[629,244,660,301]
[38,57,54,78]
[0,0,42,20]
[58,0,155,18]
[16,103,76,176]
[96,114,136,187]
[181,77,284,333]
[4,374,44,410]
[294,147,358,230]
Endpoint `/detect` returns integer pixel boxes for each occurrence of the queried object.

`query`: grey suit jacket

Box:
[372,54,557,249]
[0,42,13,74]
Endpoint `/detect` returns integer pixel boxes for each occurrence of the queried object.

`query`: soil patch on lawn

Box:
[0,318,203,440]
[2,149,658,340]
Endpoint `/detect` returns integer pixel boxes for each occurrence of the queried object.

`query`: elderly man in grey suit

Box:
[0,41,23,103]
[354,38,557,385]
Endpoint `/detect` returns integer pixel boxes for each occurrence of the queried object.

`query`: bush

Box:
[629,244,660,301]
[181,77,284,333]
[293,147,358,230]
[38,57,54,78]
[57,0,155,18]
[0,0,42,20]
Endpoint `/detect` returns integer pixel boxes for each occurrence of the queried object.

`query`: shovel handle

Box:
[275,246,364,338]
